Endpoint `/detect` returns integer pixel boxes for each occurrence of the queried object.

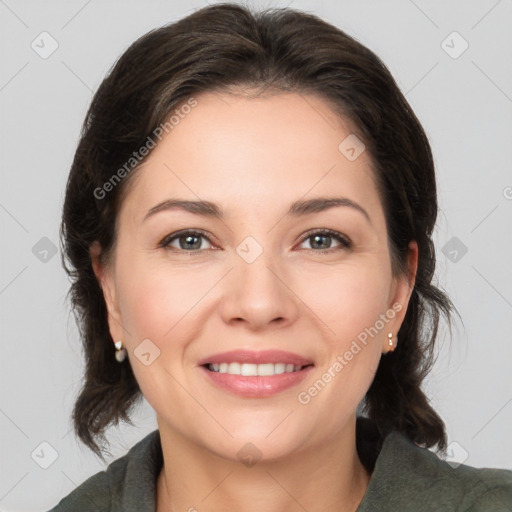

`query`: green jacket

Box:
[48,418,512,511]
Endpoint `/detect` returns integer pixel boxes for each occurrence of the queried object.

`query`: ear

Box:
[382,240,418,353]
[90,241,125,344]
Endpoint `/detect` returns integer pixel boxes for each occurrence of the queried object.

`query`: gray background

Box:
[1,0,511,510]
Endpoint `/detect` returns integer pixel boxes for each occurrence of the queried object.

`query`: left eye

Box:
[160,229,352,253]
[298,230,352,252]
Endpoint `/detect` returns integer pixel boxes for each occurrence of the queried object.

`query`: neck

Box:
[156,416,370,512]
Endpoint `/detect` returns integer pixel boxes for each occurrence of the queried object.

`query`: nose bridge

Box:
[221,236,298,328]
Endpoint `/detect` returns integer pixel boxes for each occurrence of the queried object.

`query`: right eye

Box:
[160,230,216,253]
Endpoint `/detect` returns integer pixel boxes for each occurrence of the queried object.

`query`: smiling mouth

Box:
[204,362,314,376]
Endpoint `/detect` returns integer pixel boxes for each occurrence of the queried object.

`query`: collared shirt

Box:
[48,417,512,511]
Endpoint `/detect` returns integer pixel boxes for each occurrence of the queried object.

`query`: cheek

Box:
[115,261,206,411]
[298,260,392,341]
[295,262,390,406]
[117,259,212,343]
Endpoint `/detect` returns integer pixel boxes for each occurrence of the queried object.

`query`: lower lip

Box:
[199,365,314,398]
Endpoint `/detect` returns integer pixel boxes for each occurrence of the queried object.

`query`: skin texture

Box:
[91,91,418,512]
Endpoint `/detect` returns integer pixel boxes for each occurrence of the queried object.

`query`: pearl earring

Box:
[388,332,395,352]
[115,340,127,362]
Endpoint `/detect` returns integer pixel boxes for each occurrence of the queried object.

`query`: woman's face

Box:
[92,91,416,462]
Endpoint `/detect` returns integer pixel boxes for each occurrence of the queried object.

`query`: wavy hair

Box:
[60,2,456,460]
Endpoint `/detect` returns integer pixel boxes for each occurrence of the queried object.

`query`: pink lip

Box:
[199,365,314,398]
[197,350,315,398]
[197,350,313,367]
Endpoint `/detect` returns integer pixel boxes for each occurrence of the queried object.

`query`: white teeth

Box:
[274,363,285,374]
[257,363,274,376]
[228,362,241,374]
[241,363,258,376]
[208,362,306,376]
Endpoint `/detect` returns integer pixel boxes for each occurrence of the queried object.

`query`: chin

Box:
[208,438,304,466]
[203,422,309,465]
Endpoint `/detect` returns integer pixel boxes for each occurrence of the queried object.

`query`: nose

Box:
[220,249,300,332]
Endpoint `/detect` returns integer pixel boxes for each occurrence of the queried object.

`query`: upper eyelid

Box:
[161,228,215,245]
[300,228,350,242]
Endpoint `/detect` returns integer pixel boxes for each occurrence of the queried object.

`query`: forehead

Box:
[119,91,382,224]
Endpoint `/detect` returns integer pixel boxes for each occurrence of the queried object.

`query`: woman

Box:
[49,3,512,511]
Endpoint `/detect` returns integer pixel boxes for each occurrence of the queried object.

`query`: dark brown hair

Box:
[60,2,456,461]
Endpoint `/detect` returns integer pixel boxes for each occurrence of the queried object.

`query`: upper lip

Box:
[197,350,314,367]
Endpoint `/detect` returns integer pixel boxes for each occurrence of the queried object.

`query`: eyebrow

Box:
[143,196,371,224]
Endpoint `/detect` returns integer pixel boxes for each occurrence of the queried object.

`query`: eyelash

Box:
[159,228,352,255]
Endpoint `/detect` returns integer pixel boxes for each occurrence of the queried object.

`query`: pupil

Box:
[182,235,200,250]
[312,234,330,249]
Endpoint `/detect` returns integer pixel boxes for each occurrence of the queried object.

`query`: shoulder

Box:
[436,454,512,512]
[359,429,512,511]
[46,468,112,512]
[461,466,512,510]
[431,455,512,510]
[47,429,161,512]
